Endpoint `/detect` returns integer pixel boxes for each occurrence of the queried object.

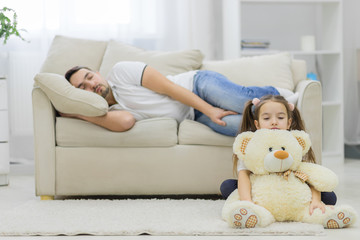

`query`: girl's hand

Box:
[309,199,326,215]
[208,107,238,126]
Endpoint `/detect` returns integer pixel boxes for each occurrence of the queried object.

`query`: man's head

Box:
[65,66,110,99]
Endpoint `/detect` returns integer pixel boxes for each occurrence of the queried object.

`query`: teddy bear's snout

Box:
[264,150,294,173]
[274,150,289,160]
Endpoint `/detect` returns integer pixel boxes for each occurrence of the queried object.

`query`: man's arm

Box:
[60,110,135,132]
[142,66,237,126]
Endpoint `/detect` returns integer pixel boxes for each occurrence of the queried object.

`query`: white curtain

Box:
[1,0,220,58]
[0,0,220,159]
[343,0,360,145]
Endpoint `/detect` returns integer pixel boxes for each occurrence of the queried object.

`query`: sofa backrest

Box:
[40,35,306,91]
[291,59,307,87]
[201,53,306,91]
[98,40,204,78]
[40,35,204,78]
[40,35,108,76]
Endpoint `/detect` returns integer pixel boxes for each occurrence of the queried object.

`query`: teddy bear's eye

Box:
[281,147,285,151]
[269,147,273,152]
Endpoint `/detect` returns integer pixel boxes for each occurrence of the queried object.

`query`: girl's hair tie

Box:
[252,98,261,106]
[288,103,295,111]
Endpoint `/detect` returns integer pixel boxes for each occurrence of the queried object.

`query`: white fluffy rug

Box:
[0,199,324,236]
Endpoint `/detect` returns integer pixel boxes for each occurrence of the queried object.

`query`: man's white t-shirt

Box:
[107,61,198,123]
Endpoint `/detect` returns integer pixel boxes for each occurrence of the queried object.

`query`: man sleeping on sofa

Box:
[62,61,298,136]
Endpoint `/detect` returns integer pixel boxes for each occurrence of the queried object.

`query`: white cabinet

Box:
[0,77,9,185]
[222,0,343,165]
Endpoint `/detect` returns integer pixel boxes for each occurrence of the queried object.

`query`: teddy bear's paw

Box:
[325,210,354,229]
[231,208,259,228]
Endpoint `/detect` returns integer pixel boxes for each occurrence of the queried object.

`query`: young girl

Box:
[220,95,337,215]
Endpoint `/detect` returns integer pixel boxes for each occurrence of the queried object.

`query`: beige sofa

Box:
[32,36,322,199]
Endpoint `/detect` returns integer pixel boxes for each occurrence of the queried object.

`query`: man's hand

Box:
[208,107,238,126]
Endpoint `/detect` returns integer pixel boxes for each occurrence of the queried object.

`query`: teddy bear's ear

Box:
[233,131,254,158]
[291,130,311,156]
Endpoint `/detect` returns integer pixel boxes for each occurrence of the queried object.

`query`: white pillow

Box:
[201,52,294,90]
[34,73,108,117]
[99,40,204,77]
[40,35,108,75]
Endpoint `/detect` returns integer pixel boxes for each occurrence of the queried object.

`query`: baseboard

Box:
[9,158,34,176]
[345,144,360,159]
[0,174,9,186]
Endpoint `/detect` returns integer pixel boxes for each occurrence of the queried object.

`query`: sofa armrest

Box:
[295,80,322,164]
[32,87,56,196]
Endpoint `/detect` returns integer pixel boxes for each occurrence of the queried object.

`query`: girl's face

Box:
[254,101,292,130]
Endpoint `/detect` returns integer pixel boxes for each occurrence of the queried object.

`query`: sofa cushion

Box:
[56,117,178,147]
[34,73,108,116]
[40,35,108,75]
[201,52,294,90]
[178,120,234,147]
[99,40,204,77]
[291,59,307,87]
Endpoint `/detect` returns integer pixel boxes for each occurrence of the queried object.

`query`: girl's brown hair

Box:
[233,95,316,175]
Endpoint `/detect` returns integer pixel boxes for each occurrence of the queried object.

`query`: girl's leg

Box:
[193,70,279,114]
[220,180,337,204]
[321,192,337,205]
[220,179,238,199]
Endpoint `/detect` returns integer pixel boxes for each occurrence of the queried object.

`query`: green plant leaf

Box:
[0,7,27,44]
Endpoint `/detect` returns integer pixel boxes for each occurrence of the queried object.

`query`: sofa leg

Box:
[40,195,54,200]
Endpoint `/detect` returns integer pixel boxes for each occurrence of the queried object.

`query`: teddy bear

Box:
[222,129,357,229]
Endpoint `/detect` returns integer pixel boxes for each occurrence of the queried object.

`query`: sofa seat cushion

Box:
[56,117,178,147]
[178,120,235,146]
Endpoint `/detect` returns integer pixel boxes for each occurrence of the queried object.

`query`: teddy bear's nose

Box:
[274,150,289,160]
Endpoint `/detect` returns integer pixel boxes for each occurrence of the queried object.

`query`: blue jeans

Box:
[193,70,279,136]
[220,179,337,205]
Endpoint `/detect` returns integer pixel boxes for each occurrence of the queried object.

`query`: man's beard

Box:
[101,86,110,98]
[95,84,109,98]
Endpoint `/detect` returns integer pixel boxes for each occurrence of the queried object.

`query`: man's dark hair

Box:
[65,66,92,82]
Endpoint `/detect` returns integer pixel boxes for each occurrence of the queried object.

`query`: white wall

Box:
[240,1,360,145]
[241,4,318,51]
